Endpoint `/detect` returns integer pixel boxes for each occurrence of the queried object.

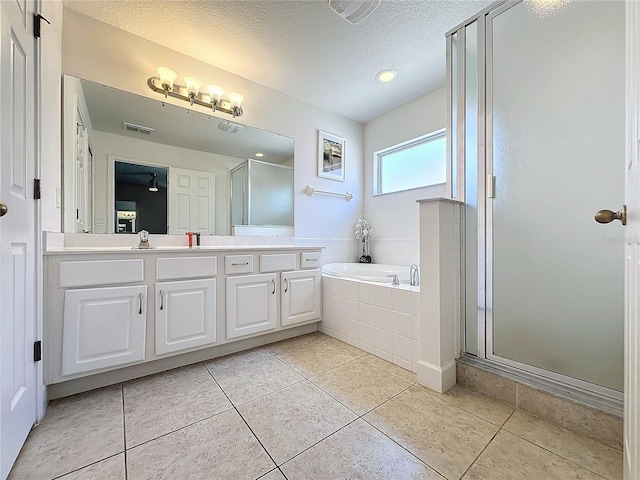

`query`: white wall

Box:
[363,87,447,266]
[61,9,363,251]
[41,1,64,233]
[90,130,242,234]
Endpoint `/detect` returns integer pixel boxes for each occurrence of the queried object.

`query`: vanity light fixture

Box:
[148,67,245,117]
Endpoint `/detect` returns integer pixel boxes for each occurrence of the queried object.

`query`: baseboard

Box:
[416,359,456,393]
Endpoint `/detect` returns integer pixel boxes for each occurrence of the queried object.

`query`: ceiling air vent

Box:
[218,121,244,134]
[123,122,155,135]
[328,0,380,24]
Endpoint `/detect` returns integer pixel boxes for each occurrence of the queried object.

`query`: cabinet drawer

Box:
[300,252,322,268]
[259,253,296,272]
[225,255,254,274]
[60,259,144,287]
[156,256,217,280]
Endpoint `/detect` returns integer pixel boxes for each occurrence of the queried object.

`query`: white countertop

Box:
[44,245,325,255]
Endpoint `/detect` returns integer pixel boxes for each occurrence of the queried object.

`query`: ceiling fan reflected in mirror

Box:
[148,173,159,192]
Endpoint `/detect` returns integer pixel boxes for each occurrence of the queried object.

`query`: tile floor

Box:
[9,332,623,480]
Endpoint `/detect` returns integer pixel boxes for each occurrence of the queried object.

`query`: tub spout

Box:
[410,264,420,286]
[386,274,400,286]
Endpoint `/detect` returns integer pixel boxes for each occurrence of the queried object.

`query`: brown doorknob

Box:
[595,205,627,225]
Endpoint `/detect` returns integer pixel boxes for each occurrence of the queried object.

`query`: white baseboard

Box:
[417,359,456,393]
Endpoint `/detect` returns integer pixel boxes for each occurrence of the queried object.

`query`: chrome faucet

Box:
[138,230,150,249]
[410,264,420,286]
[386,274,400,286]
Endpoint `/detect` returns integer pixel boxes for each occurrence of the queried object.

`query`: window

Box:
[373,129,446,195]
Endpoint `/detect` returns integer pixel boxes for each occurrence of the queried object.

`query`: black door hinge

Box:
[34,178,41,200]
[33,14,50,39]
[34,341,42,362]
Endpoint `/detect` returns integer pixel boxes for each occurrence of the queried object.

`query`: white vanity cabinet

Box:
[226,273,277,339]
[44,246,323,390]
[281,269,321,327]
[155,278,217,355]
[154,256,218,355]
[61,285,147,376]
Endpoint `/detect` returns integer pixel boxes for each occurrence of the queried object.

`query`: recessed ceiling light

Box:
[376,70,398,83]
[255,152,264,157]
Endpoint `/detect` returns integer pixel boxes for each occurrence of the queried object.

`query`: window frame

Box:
[373,128,447,196]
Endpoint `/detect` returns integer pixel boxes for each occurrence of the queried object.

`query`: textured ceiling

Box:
[63,0,492,123]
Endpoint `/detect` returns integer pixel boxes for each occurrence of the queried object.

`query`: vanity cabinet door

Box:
[155,278,217,355]
[226,273,277,339]
[281,269,321,327]
[62,285,147,376]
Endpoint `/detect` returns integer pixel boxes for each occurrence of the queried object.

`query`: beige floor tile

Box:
[57,454,126,480]
[127,409,275,480]
[503,410,623,480]
[516,384,623,451]
[311,359,411,415]
[420,384,515,426]
[238,381,357,465]
[259,469,287,480]
[361,354,417,384]
[204,347,274,374]
[124,375,232,447]
[456,362,517,405]
[272,340,355,377]
[210,354,304,405]
[281,419,444,480]
[123,363,209,398]
[311,332,368,357]
[9,390,124,480]
[264,334,318,355]
[463,430,607,480]
[365,386,498,479]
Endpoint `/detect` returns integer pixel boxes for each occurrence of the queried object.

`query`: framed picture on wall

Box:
[317,131,345,182]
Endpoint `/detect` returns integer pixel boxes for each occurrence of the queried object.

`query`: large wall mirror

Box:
[62,75,294,236]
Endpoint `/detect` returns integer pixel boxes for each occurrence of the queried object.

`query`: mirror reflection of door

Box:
[114,161,168,234]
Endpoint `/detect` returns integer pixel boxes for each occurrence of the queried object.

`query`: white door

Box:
[226,273,276,339]
[155,279,216,355]
[281,269,321,327]
[0,0,37,477]
[61,285,147,376]
[168,167,215,235]
[625,2,640,478]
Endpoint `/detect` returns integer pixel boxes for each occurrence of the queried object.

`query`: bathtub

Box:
[321,263,420,373]
[321,262,413,287]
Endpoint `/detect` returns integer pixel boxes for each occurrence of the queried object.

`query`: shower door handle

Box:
[595,205,627,225]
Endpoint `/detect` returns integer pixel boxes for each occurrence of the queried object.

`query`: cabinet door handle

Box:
[271,279,276,294]
[231,262,249,266]
[305,258,318,262]
[160,290,165,311]
[139,293,143,315]
[284,278,288,293]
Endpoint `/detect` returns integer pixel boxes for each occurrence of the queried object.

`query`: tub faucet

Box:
[386,274,400,286]
[410,264,420,286]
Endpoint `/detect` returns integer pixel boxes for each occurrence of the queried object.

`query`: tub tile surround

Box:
[321,275,421,371]
[10,333,622,480]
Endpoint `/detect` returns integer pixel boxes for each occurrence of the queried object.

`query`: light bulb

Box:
[184,76,201,97]
[228,92,244,108]
[157,67,177,92]
[375,69,397,83]
[207,85,223,103]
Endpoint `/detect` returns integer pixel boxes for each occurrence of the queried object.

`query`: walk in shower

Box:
[450,0,625,412]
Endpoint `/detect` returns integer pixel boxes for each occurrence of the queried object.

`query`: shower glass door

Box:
[487,0,624,392]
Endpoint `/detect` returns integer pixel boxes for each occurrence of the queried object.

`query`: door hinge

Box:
[34,341,42,362]
[33,14,50,39]
[34,178,41,200]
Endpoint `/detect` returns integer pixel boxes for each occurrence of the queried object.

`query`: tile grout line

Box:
[457,409,515,479]
[204,362,282,474]
[121,383,129,480]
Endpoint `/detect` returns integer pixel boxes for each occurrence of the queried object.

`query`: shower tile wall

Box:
[321,277,420,372]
